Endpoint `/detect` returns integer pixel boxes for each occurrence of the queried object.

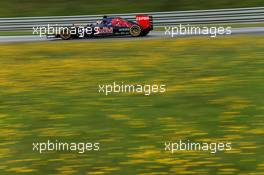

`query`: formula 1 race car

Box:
[49,15,153,40]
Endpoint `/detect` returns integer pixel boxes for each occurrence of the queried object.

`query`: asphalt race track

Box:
[0,27,263,43]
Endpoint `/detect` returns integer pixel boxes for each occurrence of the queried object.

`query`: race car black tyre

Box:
[140,29,150,36]
[129,25,142,37]
[60,28,72,40]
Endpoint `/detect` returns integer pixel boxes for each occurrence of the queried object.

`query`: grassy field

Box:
[0,0,263,17]
[0,36,264,174]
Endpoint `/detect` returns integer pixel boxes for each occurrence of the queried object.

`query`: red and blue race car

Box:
[53,15,153,40]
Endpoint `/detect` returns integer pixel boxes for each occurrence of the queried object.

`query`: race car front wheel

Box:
[130,25,142,37]
[60,28,72,40]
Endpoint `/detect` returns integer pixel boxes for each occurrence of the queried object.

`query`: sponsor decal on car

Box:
[136,16,150,21]
[96,27,113,34]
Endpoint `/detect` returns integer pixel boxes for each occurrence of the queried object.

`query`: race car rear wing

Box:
[136,15,153,30]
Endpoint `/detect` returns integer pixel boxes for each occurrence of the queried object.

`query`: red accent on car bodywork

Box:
[112,17,133,27]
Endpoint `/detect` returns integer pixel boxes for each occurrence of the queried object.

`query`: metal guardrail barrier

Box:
[0,7,263,31]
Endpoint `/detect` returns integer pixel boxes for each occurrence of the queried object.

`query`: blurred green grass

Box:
[0,36,264,174]
[0,0,264,17]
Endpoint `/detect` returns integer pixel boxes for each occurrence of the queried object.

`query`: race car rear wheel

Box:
[129,25,141,37]
[140,29,150,36]
[60,28,72,40]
